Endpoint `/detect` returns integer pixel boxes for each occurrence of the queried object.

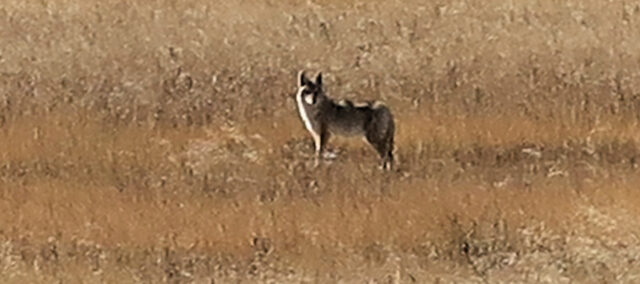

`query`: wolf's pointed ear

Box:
[315,72,323,86]
[299,71,311,87]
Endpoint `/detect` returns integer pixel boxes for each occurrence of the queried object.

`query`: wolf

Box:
[295,71,395,170]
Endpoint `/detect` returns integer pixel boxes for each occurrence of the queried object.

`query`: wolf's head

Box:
[297,71,325,105]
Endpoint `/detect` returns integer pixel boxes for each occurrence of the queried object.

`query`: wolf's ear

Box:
[315,72,322,86]
[299,71,311,87]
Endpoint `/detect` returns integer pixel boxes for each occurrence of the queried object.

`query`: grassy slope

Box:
[1,0,640,282]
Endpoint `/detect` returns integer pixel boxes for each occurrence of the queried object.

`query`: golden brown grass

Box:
[2,0,640,282]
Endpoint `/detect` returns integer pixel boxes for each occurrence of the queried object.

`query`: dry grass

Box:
[2,0,640,282]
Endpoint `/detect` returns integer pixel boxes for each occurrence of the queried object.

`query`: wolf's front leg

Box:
[312,130,332,168]
[311,132,322,168]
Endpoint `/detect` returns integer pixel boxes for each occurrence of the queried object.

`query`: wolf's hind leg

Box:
[379,143,394,171]
[366,136,386,169]
[383,135,394,170]
[366,132,394,171]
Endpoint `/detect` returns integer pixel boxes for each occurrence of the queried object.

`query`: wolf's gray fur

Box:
[295,71,395,170]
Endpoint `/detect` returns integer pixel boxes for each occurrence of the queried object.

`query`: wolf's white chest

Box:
[296,88,316,133]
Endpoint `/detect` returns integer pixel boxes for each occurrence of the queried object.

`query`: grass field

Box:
[2,0,640,282]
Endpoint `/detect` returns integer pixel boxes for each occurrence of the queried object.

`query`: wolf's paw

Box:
[322,151,338,160]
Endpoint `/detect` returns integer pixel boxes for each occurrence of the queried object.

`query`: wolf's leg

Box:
[312,132,322,156]
[311,131,322,167]
[378,143,393,171]
[320,130,331,156]
[382,136,394,170]
[366,127,394,171]
[314,130,332,167]
[365,134,385,164]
